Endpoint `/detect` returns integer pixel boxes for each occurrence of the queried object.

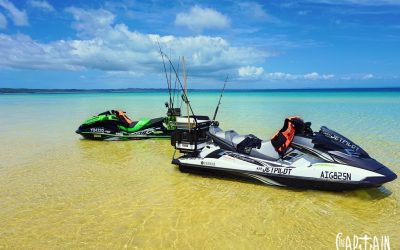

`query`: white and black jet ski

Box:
[171,116,397,191]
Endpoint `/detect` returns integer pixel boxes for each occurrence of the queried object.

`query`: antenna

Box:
[212,75,229,121]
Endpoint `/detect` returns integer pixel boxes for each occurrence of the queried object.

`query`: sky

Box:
[0,0,399,89]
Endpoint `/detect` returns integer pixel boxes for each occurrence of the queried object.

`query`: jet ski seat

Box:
[214,130,240,143]
[209,126,280,160]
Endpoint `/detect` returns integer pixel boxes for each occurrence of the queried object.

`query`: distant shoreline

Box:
[1,87,400,94]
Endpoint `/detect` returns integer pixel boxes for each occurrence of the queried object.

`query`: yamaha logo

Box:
[201,161,215,167]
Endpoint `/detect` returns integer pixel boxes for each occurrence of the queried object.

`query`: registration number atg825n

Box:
[320,171,351,181]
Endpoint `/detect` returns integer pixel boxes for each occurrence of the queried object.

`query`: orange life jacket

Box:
[271,116,303,157]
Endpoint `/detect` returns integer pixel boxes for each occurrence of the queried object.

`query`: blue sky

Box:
[0,0,399,89]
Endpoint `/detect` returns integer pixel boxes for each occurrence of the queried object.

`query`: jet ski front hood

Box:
[313,126,369,157]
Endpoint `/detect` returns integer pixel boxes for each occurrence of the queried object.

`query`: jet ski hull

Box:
[76,116,172,140]
[76,129,171,140]
[172,148,397,191]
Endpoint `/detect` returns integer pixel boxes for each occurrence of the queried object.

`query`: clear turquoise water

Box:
[0,90,399,249]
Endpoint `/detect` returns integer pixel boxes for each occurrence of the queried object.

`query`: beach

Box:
[0,90,399,249]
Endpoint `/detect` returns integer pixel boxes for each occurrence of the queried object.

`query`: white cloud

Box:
[238,66,264,78]
[175,5,230,32]
[238,2,281,23]
[304,72,319,80]
[0,0,28,26]
[239,2,268,19]
[0,7,266,78]
[0,12,6,28]
[340,73,376,80]
[238,70,336,81]
[0,33,82,70]
[321,74,335,79]
[29,0,54,12]
[304,72,335,80]
[66,7,115,38]
[265,72,298,80]
[362,73,374,79]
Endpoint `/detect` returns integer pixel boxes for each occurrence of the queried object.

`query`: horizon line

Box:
[1,86,400,93]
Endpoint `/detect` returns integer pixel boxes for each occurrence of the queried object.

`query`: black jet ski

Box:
[76,107,181,140]
[171,116,397,191]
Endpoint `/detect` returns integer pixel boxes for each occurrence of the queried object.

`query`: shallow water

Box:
[0,91,399,249]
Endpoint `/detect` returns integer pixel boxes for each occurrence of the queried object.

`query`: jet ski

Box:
[76,107,181,140]
[76,46,184,140]
[171,116,397,191]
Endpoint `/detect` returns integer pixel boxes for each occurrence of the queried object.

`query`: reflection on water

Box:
[0,92,399,249]
[344,187,393,201]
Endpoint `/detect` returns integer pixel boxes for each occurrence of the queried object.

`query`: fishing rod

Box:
[157,49,198,125]
[169,48,173,107]
[212,75,228,121]
[172,60,180,108]
[158,42,173,109]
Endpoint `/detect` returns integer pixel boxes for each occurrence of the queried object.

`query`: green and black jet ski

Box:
[76,107,181,140]
[76,47,186,140]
